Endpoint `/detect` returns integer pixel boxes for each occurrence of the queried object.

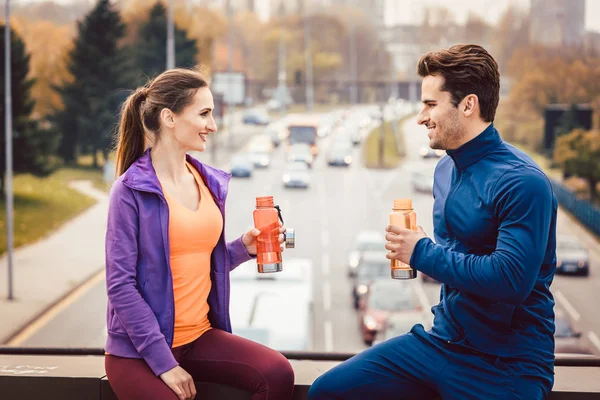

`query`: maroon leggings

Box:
[105,329,295,400]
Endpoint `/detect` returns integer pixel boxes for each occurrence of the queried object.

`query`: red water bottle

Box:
[254,196,283,273]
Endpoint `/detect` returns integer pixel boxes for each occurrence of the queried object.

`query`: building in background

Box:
[529,0,585,47]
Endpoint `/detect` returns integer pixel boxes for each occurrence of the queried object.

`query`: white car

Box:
[411,169,435,194]
[230,259,314,351]
[282,162,311,189]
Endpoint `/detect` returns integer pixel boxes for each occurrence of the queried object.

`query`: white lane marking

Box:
[324,320,334,352]
[8,269,105,346]
[321,253,330,277]
[555,290,581,321]
[321,230,330,248]
[587,332,600,353]
[322,281,332,312]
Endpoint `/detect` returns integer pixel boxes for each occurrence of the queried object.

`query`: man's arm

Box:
[410,167,554,305]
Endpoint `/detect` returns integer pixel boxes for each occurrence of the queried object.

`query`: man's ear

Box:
[160,108,176,129]
[461,94,479,118]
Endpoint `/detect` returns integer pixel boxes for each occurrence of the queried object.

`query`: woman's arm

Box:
[105,181,178,376]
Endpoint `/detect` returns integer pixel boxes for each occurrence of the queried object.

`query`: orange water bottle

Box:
[389,198,417,279]
[254,196,295,273]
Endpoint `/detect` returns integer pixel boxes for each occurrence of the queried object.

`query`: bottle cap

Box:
[256,196,274,208]
[393,198,412,210]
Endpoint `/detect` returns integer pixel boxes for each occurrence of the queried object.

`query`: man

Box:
[309,44,557,399]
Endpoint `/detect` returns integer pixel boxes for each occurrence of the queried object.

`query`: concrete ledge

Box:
[1,355,600,399]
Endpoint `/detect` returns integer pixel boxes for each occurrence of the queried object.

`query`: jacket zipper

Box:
[444,166,462,246]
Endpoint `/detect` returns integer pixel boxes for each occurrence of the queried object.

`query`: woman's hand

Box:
[159,366,196,400]
[242,222,286,256]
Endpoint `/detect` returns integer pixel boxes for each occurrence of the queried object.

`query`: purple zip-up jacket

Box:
[105,149,254,376]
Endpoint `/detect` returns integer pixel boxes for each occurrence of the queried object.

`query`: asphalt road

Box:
[20,107,600,357]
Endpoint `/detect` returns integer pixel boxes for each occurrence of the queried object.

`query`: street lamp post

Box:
[349,22,358,105]
[5,0,15,301]
[226,0,235,149]
[303,0,314,111]
[166,0,175,69]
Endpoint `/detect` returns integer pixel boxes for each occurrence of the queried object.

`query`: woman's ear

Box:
[160,108,176,129]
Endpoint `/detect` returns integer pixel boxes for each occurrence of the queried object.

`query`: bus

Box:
[287,120,319,156]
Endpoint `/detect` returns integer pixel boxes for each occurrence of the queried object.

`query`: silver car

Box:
[282,162,311,189]
[556,234,590,276]
[348,231,387,277]
[411,169,434,194]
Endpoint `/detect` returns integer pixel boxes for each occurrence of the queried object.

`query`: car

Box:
[352,251,390,309]
[358,279,424,345]
[411,169,435,194]
[230,259,313,351]
[229,154,253,178]
[248,151,271,168]
[327,141,353,166]
[243,110,271,126]
[347,231,387,277]
[554,310,590,354]
[373,312,433,346]
[556,234,589,276]
[282,162,311,189]
[287,143,314,168]
[419,147,445,159]
[248,134,275,154]
[264,127,283,148]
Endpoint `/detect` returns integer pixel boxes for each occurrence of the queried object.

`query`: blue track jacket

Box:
[411,124,557,382]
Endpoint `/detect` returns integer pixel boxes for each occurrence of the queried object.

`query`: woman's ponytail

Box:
[115,87,148,177]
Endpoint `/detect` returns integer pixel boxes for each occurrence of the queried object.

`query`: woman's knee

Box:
[262,352,295,386]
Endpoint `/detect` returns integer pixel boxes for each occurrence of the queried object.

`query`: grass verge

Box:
[0,167,107,255]
[363,116,411,169]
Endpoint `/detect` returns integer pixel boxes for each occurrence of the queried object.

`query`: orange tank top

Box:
[163,162,223,348]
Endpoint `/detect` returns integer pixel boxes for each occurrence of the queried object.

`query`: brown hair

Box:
[115,67,211,176]
[417,44,500,123]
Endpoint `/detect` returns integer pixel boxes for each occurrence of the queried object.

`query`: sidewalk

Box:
[0,181,109,344]
[0,124,259,345]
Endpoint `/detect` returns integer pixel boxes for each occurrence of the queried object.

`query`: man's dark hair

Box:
[417,44,500,122]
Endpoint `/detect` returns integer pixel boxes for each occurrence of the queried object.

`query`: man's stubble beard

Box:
[431,108,464,151]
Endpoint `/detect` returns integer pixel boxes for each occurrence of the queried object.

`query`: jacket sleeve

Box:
[410,167,554,305]
[227,235,255,271]
[105,181,178,376]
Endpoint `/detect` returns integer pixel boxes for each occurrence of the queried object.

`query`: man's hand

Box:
[159,366,196,400]
[385,225,428,265]
[242,221,286,256]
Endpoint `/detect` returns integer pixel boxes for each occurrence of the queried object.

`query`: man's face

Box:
[417,75,464,150]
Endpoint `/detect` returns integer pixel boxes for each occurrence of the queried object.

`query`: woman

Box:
[104,67,294,400]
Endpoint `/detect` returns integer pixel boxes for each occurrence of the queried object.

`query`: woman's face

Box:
[171,87,217,153]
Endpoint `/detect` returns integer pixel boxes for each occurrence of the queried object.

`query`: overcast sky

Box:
[15,0,600,32]
[387,0,599,32]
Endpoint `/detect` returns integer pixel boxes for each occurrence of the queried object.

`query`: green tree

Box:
[554,129,600,203]
[54,0,127,167]
[0,25,58,195]
[131,2,198,84]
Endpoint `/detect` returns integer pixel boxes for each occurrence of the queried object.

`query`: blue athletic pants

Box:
[308,325,550,400]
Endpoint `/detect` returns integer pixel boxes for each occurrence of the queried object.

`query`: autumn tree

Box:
[463,12,491,45]
[491,6,530,73]
[11,18,74,118]
[54,0,127,166]
[554,129,600,202]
